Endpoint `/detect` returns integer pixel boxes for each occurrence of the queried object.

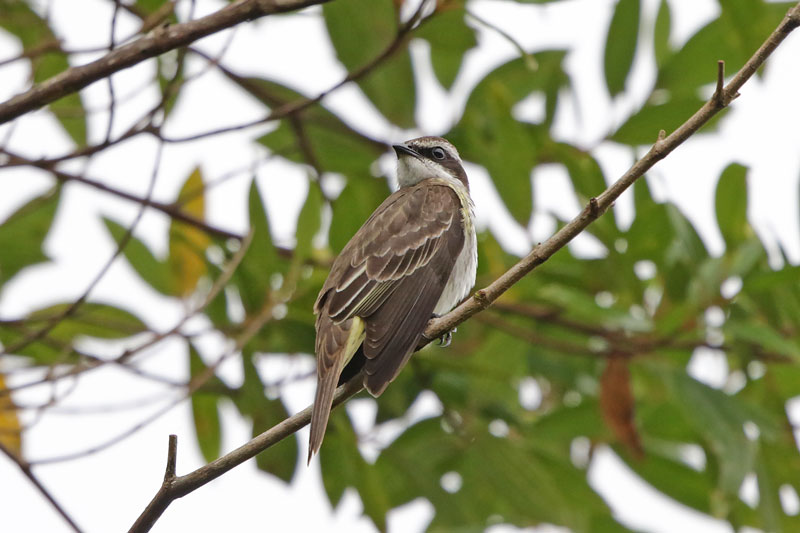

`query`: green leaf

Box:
[552,143,619,246]
[236,180,280,314]
[376,418,631,532]
[103,217,173,296]
[726,320,800,360]
[236,352,298,483]
[625,448,715,513]
[416,7,476,89]
[251,78,385,179]
[318,409,393,531]
[0,4,86,145]
[294,180,323,261]
[611,95,706,145]
[0,301,147,363]
[655,2,788,99]
[38,302,147,341]
[450,53,568,223]
[323,0,415,127]
[715,163,749,248]
[604,0,641,97]
[0,187,60,286]
[653,0,672,67]
[329,176,391,253]
[189,343,222,463]
[667,371,755,498]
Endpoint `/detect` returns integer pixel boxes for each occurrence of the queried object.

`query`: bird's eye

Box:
[432,147,446,160]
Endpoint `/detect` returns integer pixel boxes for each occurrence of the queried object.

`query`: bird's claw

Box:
[423,313,457,347]
[437,327,457,347]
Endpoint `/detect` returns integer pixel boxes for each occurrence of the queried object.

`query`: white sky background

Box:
[1,0,799,532]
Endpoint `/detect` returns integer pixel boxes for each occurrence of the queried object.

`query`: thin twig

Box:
[0,441,84,533]
[104,0,122,144]
[1,151,243,241]
[1,142,164,357]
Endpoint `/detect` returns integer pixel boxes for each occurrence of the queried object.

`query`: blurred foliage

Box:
[1,0,799,532]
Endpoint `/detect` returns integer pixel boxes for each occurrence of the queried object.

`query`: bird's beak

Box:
[392,144,420,159]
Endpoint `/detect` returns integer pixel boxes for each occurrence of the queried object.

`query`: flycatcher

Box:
[308,136,477,460]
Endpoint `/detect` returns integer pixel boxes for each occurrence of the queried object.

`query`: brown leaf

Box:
[599,356,643,458]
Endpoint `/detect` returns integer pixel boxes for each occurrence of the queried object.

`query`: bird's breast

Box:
[434,197,477,316]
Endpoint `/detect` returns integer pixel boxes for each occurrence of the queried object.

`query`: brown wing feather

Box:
[320,183,458,322]
[310,181,465,457]
[362,204,465,395]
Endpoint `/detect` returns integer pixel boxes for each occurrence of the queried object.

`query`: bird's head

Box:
[393,136,468,190]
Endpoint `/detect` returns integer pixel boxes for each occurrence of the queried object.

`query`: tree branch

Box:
[0,441,84,533]
[128,3,800,531]
[2,151,244,242]
[422,3,800,344]
[0,0,331,125]
[128,376,364,533]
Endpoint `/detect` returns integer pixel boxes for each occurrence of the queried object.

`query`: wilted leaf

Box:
[168,168,210,297]
[0,373,22,458]
[604,0,640,97]
[600,357,642,457]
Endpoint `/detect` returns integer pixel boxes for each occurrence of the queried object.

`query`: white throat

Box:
[397,156,457,188]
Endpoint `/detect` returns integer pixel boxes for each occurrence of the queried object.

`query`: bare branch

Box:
[0,0,331,125]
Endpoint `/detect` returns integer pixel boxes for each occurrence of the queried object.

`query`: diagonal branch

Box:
[0,0,331,125]
[0,441,84,533]
[128,3,800,532]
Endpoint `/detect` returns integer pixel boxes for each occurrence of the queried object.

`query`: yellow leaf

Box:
[0,373,22,458]
[169,167,210,297]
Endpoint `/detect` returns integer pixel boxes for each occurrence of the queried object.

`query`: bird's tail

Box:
[308,363,338,464]
[308,316,365,463]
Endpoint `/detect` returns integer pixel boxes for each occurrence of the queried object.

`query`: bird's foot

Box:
[423,313,457,347]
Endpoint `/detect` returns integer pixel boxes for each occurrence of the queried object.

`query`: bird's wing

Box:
[309,182,465,457]
[317,182,464,323]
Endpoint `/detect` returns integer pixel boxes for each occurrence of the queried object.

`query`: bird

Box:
[308,136,477,461]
